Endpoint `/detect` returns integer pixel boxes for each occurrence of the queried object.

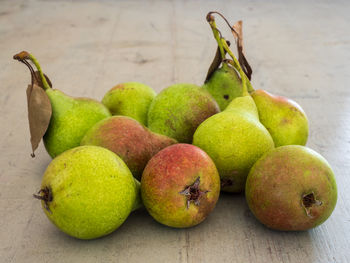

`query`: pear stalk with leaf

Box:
[193,16,274,193]
[205,12,309,146]
[13,51,111,158]
[228,20,309,147]
[202,14,244,111]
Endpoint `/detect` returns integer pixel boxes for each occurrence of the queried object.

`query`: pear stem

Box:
[27,53,51,90]
[206,14,226,60]
[13,51,51,90]
[131,179,144,212]
[221,40,254,95]
[206,14,255,94]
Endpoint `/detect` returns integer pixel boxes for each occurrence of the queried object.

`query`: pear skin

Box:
[44,89,111,158]
[102,82,156,125]
[147,83,220,143]
[193,95,274,193]
[251,89,309,147]
[203,62,243,110]
[81,116,177,180]
[246,145,337,231]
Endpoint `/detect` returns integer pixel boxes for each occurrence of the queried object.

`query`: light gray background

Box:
[0,0,349,262]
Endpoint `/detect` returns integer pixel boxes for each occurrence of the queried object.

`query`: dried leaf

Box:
[205,41,230,83]
[26,84,52,157]
[232,21,252,80]
[205,46,222,82]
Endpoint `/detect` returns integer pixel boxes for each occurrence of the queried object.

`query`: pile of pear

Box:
[13,16,337,240]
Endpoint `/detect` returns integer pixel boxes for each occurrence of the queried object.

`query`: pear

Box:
[196,17,274,192]
[193,86,274,193]
[203,60,243,111]
[81,116,177,180]
[102,82,156,126]
[246,145,337,231]
[34,146,139,239]
[14,51,111,158]
[141,144,220,228]
[147,83,220,143]
[251,90,309,146]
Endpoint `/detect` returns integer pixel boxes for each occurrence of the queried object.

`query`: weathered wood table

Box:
[1,0,349,262]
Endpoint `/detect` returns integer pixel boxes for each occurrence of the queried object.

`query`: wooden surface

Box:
[1,0,350,262]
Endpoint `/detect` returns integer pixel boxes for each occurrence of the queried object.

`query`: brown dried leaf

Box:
[232,21,252,80]
[205,46,222,82]
[26,84,52,157]
[205,41,230,83]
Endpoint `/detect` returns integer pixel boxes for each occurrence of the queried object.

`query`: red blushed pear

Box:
[81,116,177,180]
[251,90,309,147]
[245,145,337,231]
[141,144,220,228]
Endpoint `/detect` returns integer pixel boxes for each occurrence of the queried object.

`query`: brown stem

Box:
[13,51,30,61]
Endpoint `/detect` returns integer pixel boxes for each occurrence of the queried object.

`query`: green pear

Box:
[14,52,111,158]
[34,146,140,239]
[251,89,309,147]
[147,83,220,143]
[203,62,243,110]
[193,87,274,193]
[43,91,111,158]
[102,82,156,125]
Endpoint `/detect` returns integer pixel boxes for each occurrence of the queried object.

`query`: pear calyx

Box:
[33,187,53,213]
[221,178,233,188]
[179,177,209,209]
[302,192,323,218]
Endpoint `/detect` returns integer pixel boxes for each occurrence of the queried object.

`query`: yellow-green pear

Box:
[193,87,274,193]
[102,82,156,126]
[34,146,140,239]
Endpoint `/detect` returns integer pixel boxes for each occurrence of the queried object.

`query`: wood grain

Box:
[0,0,349,262]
